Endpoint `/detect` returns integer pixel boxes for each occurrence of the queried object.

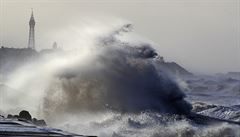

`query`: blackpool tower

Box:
[28,9,35,49]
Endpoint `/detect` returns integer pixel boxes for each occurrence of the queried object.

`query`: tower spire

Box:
[28,9,35,49]
[31,8,33,18]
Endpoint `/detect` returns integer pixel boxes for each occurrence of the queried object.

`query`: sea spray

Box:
[42,44,192,122]
[1,21,191,120]
[40,23,192,122]
[1,19,239,137]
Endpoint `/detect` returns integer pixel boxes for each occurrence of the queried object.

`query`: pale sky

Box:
[0,0,239,74]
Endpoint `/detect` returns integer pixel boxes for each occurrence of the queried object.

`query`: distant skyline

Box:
[0,0,239,74]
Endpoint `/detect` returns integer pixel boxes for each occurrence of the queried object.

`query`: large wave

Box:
[42,23,192,122]
[57,112,240,137]
[1,20,239,137]
[1,22,192,120]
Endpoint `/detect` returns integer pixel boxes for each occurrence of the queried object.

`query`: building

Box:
[52,41,58,49]
[28,9,35,49]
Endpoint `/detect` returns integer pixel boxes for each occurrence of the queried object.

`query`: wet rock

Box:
[32,118,47,126]
[7,114,13,119]
[7,110,47,126]
[19,110,32,121]
[13,115,19,119]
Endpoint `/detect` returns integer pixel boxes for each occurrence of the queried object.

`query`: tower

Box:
[28,9,35,49]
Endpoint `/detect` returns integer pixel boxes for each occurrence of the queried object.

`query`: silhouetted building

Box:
[52,41,58,49]
[28,9,35,49]
[39,41,62,55]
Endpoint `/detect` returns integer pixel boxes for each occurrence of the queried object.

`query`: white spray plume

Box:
[1,17,191,122]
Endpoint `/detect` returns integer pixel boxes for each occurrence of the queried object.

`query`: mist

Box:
[0,0,239,74]
[1,2,240,136]
[0,21,193,124]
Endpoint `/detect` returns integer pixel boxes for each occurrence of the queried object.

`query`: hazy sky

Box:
[0,0,239,74]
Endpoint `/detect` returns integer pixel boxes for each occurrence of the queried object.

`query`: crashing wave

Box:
[42,24,192,121]
[1,22,240,137]
[192,102,240,122]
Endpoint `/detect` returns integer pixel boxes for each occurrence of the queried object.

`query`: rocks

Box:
[7,110,46,126]
[19,110,32,121]
[7,114,14,118]
[32,118,46,126]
